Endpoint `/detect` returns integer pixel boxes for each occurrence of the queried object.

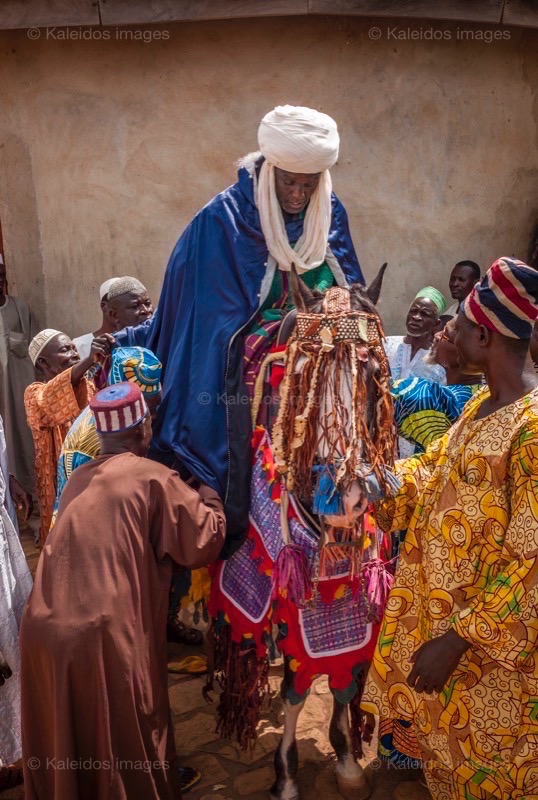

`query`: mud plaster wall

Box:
[0,16,537,336]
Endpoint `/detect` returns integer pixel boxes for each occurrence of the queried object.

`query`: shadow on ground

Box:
[7,530,429,800]
[170,654,428,800]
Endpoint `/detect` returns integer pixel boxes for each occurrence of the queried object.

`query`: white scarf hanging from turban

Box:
[256,105,340,274]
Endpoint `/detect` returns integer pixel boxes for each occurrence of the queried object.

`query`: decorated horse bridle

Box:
[272,285,396,509]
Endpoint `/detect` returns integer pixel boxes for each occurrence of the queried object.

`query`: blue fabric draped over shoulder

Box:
[115,161,363,550]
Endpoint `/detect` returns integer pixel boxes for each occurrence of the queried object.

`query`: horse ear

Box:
[290,263,316,312]
[366,262,388,306]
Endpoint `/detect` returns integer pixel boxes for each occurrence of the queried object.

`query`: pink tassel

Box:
[272,545,312,608]
[362,559,394,623]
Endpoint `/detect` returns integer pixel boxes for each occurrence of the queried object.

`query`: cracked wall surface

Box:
[0,16,536,334]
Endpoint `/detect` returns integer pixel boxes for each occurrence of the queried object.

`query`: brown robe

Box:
[20,452,225,800]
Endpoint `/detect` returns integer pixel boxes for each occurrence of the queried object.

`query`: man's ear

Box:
[433,318,444,334]
[478,324,491,346]
[35,355,50,378]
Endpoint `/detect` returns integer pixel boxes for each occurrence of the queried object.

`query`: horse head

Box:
[273,263,395,529]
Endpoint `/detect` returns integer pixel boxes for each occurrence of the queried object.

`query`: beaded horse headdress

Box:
[273,277,396,513]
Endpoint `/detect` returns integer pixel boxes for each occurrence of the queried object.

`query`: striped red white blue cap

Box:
[89,382,148,433]
[462,257,538,339]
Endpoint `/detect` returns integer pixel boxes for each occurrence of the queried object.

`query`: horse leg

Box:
[270,662,306,800]
[329,696,370,800]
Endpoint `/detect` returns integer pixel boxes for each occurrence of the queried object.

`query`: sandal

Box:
[167,618,203,646]
[168,655,207,675]
[178,766,201,794]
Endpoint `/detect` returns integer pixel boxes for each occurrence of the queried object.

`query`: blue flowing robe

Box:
[116,161,363,555]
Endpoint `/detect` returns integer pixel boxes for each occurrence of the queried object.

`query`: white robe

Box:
[0,416,32,765]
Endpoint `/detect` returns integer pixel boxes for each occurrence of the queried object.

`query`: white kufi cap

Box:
[29,329,63,365]
[107,276,147,301]
[100,277,121,301]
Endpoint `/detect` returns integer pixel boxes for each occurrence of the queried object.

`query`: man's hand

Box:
[9,475,32,521]
[72,333,116,386]
[0,650,12,687]
[90,333,115,364]
[407,628,471,694]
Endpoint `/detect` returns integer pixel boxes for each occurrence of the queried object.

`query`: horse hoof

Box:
[271,738,299,800]
[270,788,300,800]
[336,771,371,800]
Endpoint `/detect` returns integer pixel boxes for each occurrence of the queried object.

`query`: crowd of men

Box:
[0,105,537,800]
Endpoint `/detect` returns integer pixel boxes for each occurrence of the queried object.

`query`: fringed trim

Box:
[312,465,343,516]
[362,558,394,624]
[272,544,312,607]
[252,350,287,427]
[349,665,375,759]
[272,339,299,477]
[272,335,397,507]
[274,592,379,697]
[206,621,271,752]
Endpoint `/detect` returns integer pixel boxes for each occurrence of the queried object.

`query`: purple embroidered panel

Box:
[220,440,279,622]
[300,587,369,656]
[289,517,317,562]
[220,532,272,623]
[249,452,284,563]
[220,433,369,627]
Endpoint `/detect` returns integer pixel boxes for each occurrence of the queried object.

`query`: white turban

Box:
[256,105,339,273]
[258,105,339,173]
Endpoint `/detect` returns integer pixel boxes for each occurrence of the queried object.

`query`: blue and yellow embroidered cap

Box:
[110,347,162,396]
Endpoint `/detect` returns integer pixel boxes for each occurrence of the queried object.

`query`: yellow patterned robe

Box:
[364,386,538,800]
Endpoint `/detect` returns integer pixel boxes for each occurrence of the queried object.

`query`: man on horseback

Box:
[115,105,363,554]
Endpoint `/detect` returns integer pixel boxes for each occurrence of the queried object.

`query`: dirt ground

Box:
[4,525,430,800]
[168,658,429,800]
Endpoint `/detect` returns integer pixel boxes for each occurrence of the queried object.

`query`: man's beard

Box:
[422,350,438,366]
[405,329,427,338]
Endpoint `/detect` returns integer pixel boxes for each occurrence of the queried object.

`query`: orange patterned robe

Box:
[24,369,94,544]
[363,386,538,800]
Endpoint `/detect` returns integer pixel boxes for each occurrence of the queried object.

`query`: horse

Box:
[208,264,396,800]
